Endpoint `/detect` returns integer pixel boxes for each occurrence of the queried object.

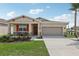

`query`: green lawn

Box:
[0,41,49,56]
[66,34,76,38]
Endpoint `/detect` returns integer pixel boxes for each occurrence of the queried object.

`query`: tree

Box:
[70,3,79,38]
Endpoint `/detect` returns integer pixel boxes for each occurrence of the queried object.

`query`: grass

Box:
[66,34,76,38]
[0,34,6,36]
[0,41,49,56]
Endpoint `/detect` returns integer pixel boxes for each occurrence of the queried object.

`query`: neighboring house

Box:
[0,15,68,36]
[0,19,8,35]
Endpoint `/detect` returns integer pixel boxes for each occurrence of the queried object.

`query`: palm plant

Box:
[70,3,79,38]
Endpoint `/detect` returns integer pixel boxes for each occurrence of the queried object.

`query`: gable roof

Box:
[36,17,68,24]
[8,15,35,22]
[0,18,8,24]
[7,15,68,24]
[0,18,7,22]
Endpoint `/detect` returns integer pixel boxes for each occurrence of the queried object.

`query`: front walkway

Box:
[43,36,79,56]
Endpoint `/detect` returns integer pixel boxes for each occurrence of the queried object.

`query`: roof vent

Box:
[22,15,25,18]
[12,19,15,21]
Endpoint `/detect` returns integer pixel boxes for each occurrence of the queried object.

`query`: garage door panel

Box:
[0,25,8,35]
[42,27,63,36]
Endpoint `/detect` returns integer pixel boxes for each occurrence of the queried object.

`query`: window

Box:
[18,24,26,31]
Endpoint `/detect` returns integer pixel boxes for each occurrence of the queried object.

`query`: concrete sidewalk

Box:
[43,37,79,56]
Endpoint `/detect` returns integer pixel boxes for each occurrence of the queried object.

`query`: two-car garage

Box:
[41,22,65,36]
[42,27,63,36]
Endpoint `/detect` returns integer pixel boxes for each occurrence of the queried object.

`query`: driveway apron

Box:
[43,36,79,56]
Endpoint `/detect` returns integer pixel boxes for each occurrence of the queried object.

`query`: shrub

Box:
[0,35,10,42]
[64,32,67,37]
[0,32,32,42]
[13,31,32,41]
[8,38,15,42]
[0,35,16,42]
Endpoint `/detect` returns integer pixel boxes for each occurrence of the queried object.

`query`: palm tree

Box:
[70,3,79,38]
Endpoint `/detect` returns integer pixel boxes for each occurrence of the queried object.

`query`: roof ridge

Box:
[36,17,50,21]
[8,15,35,21]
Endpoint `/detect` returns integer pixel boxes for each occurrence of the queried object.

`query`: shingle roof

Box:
[0,18,8,24]
[7,15,68,24]
[36,17,50,22]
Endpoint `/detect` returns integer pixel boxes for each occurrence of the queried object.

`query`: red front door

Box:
[32,24,38,35]
[26,24,29,31]
[16,24,19,32]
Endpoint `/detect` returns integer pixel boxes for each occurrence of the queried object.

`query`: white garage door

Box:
[42,27,63,36]
[0,24,8,35]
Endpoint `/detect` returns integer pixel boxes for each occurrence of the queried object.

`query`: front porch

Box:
[8,22,41,36]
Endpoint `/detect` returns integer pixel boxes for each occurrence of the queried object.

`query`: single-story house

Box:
[0,15,68,36]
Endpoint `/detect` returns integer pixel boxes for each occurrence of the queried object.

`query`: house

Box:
[0,15,68,36]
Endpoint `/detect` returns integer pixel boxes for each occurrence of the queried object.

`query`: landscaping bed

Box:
[0,32,31,42]
[64,32,76,38]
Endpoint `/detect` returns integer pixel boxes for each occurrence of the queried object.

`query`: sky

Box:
[0,3,78,28]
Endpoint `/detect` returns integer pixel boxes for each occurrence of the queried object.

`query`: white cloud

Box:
[49,14,71,22]
[29,9,44,14]
[48,14,74,28]
[7,11,16,18]
[46,6,50,9]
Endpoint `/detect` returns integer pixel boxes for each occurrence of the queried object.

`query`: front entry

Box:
[32,24,38,35]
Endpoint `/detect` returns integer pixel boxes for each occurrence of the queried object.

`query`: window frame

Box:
[18,24,27,31]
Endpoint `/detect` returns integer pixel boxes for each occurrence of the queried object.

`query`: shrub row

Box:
[0,32,32,42]
[0,35,10,42]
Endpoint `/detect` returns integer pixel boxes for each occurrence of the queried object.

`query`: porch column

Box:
[11,24,14,34]
[38,23,41,36]
[29,23,32,35]
[40,22,42,36]
[38,22,42,37]
[8,23,11,34]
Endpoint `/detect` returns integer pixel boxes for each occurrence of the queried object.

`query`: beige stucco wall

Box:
[41,22,67,27]
[63,26,67,33]
[42,22,66,31]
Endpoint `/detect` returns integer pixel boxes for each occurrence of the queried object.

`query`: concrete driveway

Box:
[43,36,79,56]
